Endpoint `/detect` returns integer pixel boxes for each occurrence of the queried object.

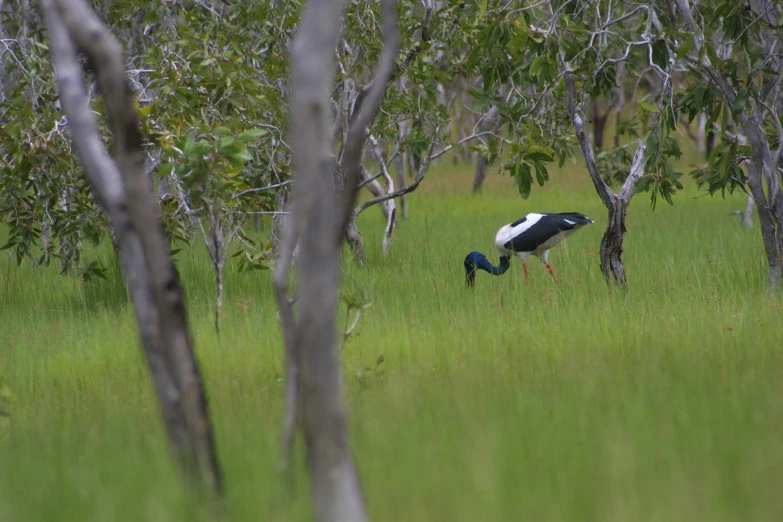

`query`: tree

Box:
[273,0,398,520]
[40,0,222,496]
[0,0,110,280]
[672,0,783,289]
[2,0,483,286]
[463,1,683,287]
[2,1,296,330]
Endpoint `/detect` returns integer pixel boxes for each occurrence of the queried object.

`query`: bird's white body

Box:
[493,212,593,281]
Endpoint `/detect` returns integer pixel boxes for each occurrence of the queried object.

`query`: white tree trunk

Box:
[275,0,398,519]
[743,194,754,229]
[42,0,223,495]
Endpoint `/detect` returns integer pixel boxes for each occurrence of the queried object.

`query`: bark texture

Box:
[564,62,656,286]
[290,0,366,515]
[591,98,609,150]
[42,0,222,495]
[471,106,500,193]
[275,0,400,520]
[601,198,629,285]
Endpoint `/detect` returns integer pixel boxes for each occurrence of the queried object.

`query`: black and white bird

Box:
[464,212,593,287]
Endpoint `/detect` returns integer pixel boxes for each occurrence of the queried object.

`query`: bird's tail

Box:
[557,212,593,224]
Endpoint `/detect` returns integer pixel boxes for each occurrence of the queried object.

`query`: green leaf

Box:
[529,55,548,78]
[233,149,253,161]
[640,101,660,113]
[534,162,549,186]
[731,89,748,116]
[475,0,488,24]
[218,136,236,150]
[651,39,669,70]
[157,162,175,178]
[719,149,731,183]
[676,36,694,59]
[238,128,268,141]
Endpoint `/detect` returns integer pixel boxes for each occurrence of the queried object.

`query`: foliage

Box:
[0,30,109,276]
[460,0,685,204]
[1,0,486,278]
[670,0,783,198]
[461,5,572,199]
[636,109,685,209]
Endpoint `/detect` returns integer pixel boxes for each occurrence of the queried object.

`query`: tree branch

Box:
[235,179,293,199]
[355,134,436,216]
[286,0,374,516]
[336,0,400,243]
[272,207,300,487]
[350,0,431,119]
[563,62,617,207]
[43,0,222,496]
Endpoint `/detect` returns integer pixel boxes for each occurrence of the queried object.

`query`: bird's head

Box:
[464,251,486,288]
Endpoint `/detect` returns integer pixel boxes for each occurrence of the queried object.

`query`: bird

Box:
[464,212,593,288]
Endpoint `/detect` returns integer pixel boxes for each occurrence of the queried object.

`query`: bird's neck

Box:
[480,256,510,276]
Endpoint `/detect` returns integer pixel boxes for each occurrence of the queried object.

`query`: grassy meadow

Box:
[2,145,783,522]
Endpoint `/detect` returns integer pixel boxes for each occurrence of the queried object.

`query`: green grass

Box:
[2,152,783,522]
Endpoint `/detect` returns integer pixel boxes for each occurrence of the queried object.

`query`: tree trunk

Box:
[742,194,754,229]
[214,258,224,335]
[747,163,783,289]
[43,0,223,496]
[208,217,225,336]
[612,63,626,149]
[272,188,292,258]
[359,165,396,256]
[697,112,707,153]
[253,214,264,232]
[706,129,716,159]
[591,98,608,150]
[600,197,628,286]
[344,214,366,265]
[393,152,408,218]
[564,63,659,289]
[472,153,488,193]
[284,0,400,518]
[471,106,500,194]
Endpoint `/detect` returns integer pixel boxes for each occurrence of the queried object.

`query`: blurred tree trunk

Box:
[273,0,399,520]
[612,62,626,148]
[591,98,609,150]
[472,106,500,194]
[272,188,292,257]
[41,0,222,496]
[283,0,368,515]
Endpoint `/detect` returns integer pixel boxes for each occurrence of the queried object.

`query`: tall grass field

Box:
[2,151,783,522]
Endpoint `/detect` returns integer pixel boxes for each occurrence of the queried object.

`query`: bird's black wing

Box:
[504,215,577,252]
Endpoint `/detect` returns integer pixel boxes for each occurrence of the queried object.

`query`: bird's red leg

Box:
[544,262,560,284]
[523,263,529,280]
